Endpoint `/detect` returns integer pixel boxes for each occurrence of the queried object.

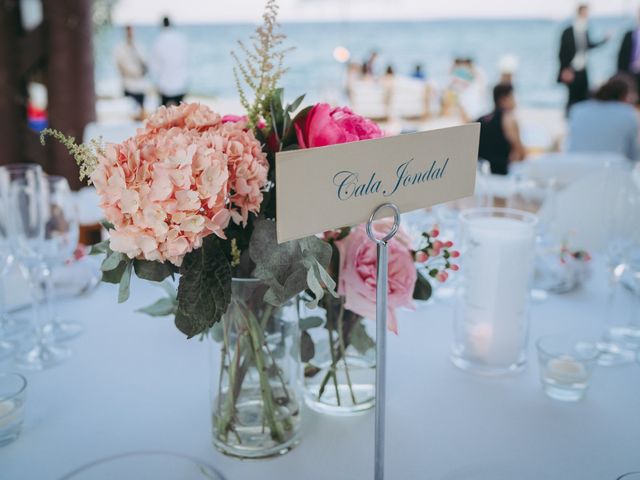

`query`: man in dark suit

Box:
[558,4,609,113]
[617,10,640,100]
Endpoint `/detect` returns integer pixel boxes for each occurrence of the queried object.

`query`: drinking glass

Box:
[41,176,83,342]
[0,372,26,446]
[536,335,598,402]
[599,172,640,366]
[0,164,70,370]
[0,175,17,360]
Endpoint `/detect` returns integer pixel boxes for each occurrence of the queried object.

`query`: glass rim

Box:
[459,207,539,226]
[57,450,226,480]
[535,335,600,361]
[0,372,27,402]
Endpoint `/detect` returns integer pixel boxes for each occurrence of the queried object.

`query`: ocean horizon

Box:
[96,16,635,110]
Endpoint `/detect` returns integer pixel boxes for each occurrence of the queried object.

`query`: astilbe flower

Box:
[91,103,268,266]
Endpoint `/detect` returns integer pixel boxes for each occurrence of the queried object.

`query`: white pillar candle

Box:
[462,216,536,367]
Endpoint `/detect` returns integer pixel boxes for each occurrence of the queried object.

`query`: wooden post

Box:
[0,0,24,166]
[43,0,96,190]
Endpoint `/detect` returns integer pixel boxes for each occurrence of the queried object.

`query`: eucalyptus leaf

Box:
[175,237,232,338]
[101,251,124,272]
[100,220,114,230]
[299,316,324,331]
[159,279,178,301]
[89,240,109,256]
[136,297,176,317]
[300,331,315,362]
[101,259,129,284]
[209,321,225,343]
[349,320,375,355]
[118,261,133,303]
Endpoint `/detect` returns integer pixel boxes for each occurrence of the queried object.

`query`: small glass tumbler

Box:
[0,372,27,446]
[536,336,598,402]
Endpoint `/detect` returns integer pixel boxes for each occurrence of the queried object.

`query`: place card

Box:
[276,123,480,243]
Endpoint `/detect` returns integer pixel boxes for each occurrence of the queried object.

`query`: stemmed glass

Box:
[0,173,16,360]
[41,176,83,342]
[0,164,70,370]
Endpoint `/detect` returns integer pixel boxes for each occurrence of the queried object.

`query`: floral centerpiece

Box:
[42,0,456,458]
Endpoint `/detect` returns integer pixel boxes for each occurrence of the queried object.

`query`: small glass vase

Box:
[301,295,376,415]
[210,278,301,458]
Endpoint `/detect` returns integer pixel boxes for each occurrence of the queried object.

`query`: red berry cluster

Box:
[413,225,460,282]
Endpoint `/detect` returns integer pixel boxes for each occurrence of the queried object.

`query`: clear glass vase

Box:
[301,295,376,415]
[210,279,301,458]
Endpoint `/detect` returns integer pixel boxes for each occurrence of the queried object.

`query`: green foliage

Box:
[413,272,433,301]
[133,259,177,282]
[349,321,375,355]
[300,331,315,362]
[40,128,103,183]
[174,237,232,338]
[299,316,324,331]
[249,219,337,309]
[137,280,178,317]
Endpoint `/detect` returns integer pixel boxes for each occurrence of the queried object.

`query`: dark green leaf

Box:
[100,220,114,230]
[175,237,232,338]
[137,297,176,317]
[300,331,315,362]
[101,259,129,284]
[413,273,433,301]
[118,261,133,303]
[349,320,375,355]
[299,316,324,331]
[133,259,176,282]
[286,94,305,114]
[101,251,124,271]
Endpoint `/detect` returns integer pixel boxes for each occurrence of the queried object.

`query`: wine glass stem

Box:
[42,262,57,325]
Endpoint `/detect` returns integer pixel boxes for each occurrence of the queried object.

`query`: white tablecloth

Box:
[1,260,639,480]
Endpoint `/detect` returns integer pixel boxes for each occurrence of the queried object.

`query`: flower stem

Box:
[337,303,357,405]
[327,326,341,406]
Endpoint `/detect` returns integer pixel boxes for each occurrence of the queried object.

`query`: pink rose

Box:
[335,223,416,334]
[294,103,383,149]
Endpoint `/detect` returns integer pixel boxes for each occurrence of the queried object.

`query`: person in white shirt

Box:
[114,25,148,119]
[150,16,189,107]
[557,4,609,113]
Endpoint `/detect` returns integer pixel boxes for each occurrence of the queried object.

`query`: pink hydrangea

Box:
[91,103,268,266]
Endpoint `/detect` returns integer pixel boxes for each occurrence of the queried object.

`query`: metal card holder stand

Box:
[366,202,401,480]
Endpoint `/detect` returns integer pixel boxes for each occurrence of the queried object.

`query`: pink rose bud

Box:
[437,271,448,283]
[450,250,460,258]
[430,228,440,238]
[433,240,443,249]
[416,251,429,263]
[444,241,453,248]
[450,264,459,271]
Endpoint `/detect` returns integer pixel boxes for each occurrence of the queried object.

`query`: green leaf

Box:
[118,261,133,303]
[159,279,178,301]
[413,272,433,301]
[133,259,176,282]
[286,94,305,114]
[175,237,232,338]
[300,331,315,363]
[89,240,109,256]
[137,297,176,317]
[209,321,225,343]
[249,219,337,308]
[101,259,129,284]
[101,250,124,271]
[100,220,114,230]
[299,316,324,331]
[349,320,375,355]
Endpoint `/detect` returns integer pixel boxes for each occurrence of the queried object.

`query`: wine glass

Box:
[0,164,70,370]
[41,176,83,342]
[0,171,17,360]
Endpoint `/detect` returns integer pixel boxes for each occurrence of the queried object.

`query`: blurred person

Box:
[151,16,188,107]
[382,65,395,118]
[412,64,425,80]
[498,54,519,85]
[476,83,526,175]
[567,74,639,161]
[362,50,378,77]
[114,25,147,119]
[617,8,640,100]
[558,4,609,113]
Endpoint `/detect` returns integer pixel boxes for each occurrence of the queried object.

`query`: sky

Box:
[112,0,639,24]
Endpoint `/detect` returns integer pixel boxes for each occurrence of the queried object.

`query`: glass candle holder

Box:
[0,372,27,446]
[536,335,599,402]
[451,208,538,375]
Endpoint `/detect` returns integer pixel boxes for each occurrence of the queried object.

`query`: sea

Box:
[94,17,635,109]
